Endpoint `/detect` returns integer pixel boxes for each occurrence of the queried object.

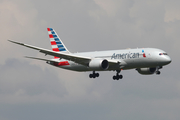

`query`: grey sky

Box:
[0,0,180,120]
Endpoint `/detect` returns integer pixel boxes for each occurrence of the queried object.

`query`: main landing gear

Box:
[89,70,123,80]
[113,70,123,80]
[89,71,99,78]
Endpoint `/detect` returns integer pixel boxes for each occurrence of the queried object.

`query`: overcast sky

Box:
[0,0,180,120]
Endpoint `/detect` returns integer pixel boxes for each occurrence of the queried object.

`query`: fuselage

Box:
[49,48,171,72]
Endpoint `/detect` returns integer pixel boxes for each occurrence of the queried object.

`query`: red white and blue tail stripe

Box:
[47,28,70,58]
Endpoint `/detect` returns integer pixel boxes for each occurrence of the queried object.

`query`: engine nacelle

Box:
[136,67,156,75]
[89,59,109,70]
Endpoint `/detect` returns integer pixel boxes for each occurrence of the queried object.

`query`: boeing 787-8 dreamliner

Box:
[8,28,171,80]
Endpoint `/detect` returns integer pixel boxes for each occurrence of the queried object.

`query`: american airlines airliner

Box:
[8,28,171,80]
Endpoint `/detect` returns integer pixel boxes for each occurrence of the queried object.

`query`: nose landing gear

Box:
[156,71,161,75]
[156,66,162,75]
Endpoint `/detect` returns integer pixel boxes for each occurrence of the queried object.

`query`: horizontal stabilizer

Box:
[25,56,59,63]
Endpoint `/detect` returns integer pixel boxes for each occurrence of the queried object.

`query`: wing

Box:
[8,40,120,67]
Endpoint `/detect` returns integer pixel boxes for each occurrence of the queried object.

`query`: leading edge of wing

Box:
[8,40,121,67]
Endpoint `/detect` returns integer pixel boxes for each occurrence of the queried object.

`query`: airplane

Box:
[8,28,172,80]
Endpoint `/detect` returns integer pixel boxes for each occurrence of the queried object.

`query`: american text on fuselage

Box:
[111,52,139,59]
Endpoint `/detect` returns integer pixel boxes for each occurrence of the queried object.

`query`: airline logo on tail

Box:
[47,28,70,59]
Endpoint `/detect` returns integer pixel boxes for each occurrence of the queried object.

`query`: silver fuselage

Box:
[50,48,171,72]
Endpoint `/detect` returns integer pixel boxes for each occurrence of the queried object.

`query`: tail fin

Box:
[47,28,70,59]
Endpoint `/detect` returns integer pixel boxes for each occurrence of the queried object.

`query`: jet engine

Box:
[89,59,109,70]
[136,67,157,75]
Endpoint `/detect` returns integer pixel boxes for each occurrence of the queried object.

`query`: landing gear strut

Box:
[89,71,99,78]
[113,70,123,80]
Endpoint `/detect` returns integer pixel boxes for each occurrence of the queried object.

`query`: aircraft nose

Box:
[165,56,172,64]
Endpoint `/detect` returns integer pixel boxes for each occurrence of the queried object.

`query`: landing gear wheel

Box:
[156,71,161,75]
[95,73,99,77]
[113,76,116,80]
[89,71,99,79]
[113,75,123,80]
[119,75,123,79]
[89,74,93,78]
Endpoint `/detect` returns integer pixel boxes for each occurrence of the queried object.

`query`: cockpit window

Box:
[159,53,168,55]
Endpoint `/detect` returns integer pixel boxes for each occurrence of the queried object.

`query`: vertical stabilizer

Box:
[47,28,70,59]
